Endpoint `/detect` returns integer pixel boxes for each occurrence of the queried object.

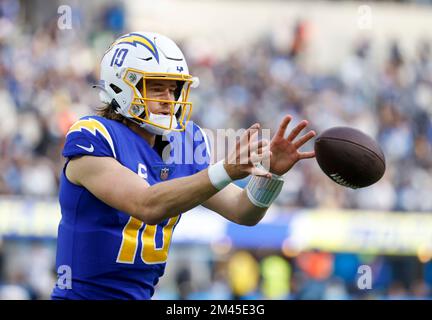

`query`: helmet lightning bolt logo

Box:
[110,33,159,63]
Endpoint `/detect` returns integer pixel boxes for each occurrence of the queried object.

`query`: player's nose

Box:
[161,88,174,100]
[159,94,174,111]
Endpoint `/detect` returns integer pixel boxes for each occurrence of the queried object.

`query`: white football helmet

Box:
[96,32,199,135]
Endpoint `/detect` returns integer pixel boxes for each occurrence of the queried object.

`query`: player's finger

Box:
[250,145,270,163]
[239,124,259,144]
[249,139,269,155]
[294,130,316,149]
[257,142,270,157]
[286,120,308,142]
[298,151,316,159]
[239,124,260,151]
[274,115,292,139]
[239,130,260,164]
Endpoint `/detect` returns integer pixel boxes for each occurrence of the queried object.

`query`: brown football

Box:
[314,127,386,189]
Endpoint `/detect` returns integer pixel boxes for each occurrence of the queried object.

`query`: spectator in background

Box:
[1,12,431,212]
[0,5,431,300]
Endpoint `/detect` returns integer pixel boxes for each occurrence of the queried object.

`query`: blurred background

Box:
[0,0,432,300]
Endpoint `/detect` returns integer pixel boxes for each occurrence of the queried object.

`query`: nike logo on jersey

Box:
[76,144,95,153]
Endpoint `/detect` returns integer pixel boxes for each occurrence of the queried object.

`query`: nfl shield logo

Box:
[160,167,170,180]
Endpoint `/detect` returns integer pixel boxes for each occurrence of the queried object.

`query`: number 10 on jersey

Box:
[117,215,179,264]
[116,163,179,264]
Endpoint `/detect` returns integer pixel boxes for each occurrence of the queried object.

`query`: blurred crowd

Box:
[0,3,431,213]
[188,22,432,213]
[1,240,431,300]
[154,247,432,300]
[0,0,431,300]
[0,0,123,198]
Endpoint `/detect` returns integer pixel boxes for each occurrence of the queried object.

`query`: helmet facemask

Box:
[123,68,194,135]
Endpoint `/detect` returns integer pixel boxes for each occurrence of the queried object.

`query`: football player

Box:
[51,32,316,300]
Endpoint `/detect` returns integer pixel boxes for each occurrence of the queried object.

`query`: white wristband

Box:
[208,160,233,190]
[246,173,284,208]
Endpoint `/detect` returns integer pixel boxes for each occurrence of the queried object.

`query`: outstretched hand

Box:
[223,123,272,180]
[269,115,316,176]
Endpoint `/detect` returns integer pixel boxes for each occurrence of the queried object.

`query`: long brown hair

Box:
[96,102,125,123]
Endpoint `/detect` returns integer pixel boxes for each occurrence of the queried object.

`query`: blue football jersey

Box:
[51,115,210,300]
